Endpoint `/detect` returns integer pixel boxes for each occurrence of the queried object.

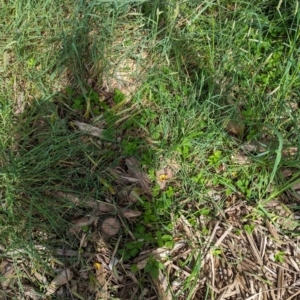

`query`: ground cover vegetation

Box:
[1,0,300,299]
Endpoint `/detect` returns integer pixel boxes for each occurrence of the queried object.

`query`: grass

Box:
[1,0,300,299]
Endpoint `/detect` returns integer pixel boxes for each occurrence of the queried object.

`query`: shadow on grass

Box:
[0,2,159,299]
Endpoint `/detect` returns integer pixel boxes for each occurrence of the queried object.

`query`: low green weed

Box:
[144,256,164,279]
[274,251,285,263]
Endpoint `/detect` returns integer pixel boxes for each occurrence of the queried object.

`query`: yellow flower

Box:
[159,174,168,181]
[94,262,101,270]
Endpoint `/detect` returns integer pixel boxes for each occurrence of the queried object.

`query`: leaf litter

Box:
[2,150,300,299]
[72,120,104,138]
[46,268,74,296]
[3,106,300,300]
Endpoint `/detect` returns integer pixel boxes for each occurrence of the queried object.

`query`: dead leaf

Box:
[281,168,293,178]
[241,139,296,156]
[151,270,173,300]
[55,248,80,256]
[129,187,143,203]
[231,153,249,165]
[125,157,151,194]
[242,140,297,157]
[22,284,41,300]
[57,191,140,220]
[120,208,142,218]
[33,270,47,285]
[134,241,185,269]
[241,140,270,153]
[46,268,74,296]
[265,200,298,231]
[101,217,120,236]
[56,191,116,213]
[0,260,9,273]
[14,92,25,115]
[292,182,300,192]
[70,217,97,234]
[117,175,140,184]
[0,260,15,289]
[225,119,245,136]
[72,121,103,137]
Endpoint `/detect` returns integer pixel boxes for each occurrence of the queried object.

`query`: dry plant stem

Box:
[63,254,75,300]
